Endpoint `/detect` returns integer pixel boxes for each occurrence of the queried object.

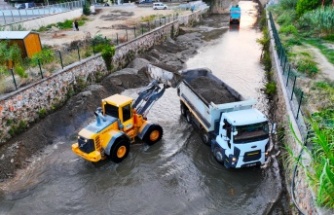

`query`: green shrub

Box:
[14,65,27,78]
[101,45,115,71]
[30,48,55,67]
[57,19,73,29]
[279,24,298,36]
[265,82,277,96]
[296,59,318,76]
[9,120,27,137]
[277,10,296,26]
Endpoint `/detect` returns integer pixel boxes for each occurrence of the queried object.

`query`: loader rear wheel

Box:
[143,124,163,146]
[110,139,130,163]
[185,110,192,123]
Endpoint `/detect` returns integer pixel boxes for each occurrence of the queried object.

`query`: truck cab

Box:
[213,108,269,168]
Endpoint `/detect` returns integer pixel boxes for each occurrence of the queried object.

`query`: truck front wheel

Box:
[143,124,163,146]
[110,139,130,163]
[214,147,224,164]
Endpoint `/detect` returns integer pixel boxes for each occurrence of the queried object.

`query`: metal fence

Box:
[0,0,84,26]
[268,11,309,141]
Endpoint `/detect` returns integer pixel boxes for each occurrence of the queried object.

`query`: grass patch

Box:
[304,38,334,65]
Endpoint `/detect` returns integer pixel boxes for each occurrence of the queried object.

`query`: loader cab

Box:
[102,94,134,131]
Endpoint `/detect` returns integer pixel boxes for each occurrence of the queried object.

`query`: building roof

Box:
[0,31,36,40]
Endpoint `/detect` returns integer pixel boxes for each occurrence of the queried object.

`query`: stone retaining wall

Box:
[0,10,205,144]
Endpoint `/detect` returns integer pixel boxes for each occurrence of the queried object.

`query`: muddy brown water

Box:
[0,2,290,214]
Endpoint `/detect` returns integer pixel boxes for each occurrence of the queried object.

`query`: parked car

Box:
[14,2,35,9]
[153,2,168,9]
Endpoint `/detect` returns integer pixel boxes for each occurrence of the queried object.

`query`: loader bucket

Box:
[146,64,182,88]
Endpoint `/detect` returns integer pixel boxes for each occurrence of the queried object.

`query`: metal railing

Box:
[268,11,308,141]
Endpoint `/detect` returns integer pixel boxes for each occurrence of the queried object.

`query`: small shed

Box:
[0,31,42,58]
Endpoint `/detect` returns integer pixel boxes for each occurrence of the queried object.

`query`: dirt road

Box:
[40,5,191,48]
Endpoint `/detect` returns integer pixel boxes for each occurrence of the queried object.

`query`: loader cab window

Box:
[122,104,131,122]
[104,103,119,119]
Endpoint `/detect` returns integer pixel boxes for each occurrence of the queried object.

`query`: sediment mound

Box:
[189,76,239,104]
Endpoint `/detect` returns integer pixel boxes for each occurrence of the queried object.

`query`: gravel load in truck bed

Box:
[188,76,240,104]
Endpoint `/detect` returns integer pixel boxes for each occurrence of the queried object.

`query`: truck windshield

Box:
[233,122,269,143]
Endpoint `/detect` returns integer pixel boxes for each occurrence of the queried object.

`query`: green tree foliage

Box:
[82,1,91,16]
[296,0,320,17]
[0,41,24,78]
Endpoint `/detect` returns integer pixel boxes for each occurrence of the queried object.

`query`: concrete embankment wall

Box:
[0,11,204,144]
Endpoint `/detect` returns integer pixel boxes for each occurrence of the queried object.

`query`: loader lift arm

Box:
[133,80,165,118]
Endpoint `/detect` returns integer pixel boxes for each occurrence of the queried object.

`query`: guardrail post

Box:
[38,59,44,79]
[126,29,128,41]
[116,33,119,45]
[148,21,150,31]
[9,68,18,90]
[286,68,290,86]
[77,45,81,61]
[58,51,64,69]
[296,92,303,120]
[291,76,297,100]
[2,11,6,25]
[133,27,136,38]
[141,25,144,35]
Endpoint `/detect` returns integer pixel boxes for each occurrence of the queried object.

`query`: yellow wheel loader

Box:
[72,65,181,163]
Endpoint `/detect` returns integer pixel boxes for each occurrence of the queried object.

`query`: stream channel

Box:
[0,2,290,214]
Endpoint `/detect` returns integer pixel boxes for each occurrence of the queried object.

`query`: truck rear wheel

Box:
[201,132,211,146]
[143,124,163,146]
[110,139,130,163]
[185,110,192,123]
[180,103,187,117]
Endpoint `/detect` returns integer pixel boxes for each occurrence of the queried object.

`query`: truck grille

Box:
[78,137,95,153]
[243,150,261,162]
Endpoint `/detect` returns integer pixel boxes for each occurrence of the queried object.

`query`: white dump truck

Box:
[177,68,271,168]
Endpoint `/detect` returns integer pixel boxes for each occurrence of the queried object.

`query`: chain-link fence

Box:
[0,0,84,26]
[268,12,308,140]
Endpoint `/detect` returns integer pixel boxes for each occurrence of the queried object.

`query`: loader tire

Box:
[110,139,130,163]
[143,124,163,146]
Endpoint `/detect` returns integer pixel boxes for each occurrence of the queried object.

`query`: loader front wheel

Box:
[110,139,130,163]
[143,124,163,146]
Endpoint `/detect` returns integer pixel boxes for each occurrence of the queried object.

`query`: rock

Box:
[127,58,150,70]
